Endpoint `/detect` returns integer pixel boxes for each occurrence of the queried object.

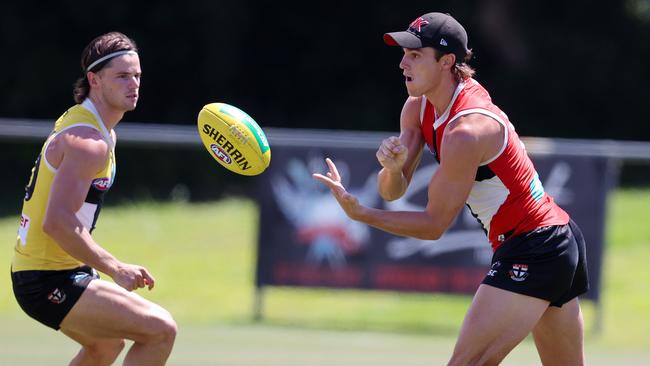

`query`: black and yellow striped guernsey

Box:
[12,99,116,271]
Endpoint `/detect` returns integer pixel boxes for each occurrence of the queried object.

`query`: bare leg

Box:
[532,297,585,365]
[60,279,177,366]
[448,284,550,366]
[63,328,125,366]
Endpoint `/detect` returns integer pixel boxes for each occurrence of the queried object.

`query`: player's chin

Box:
[405,88,423,98]
[404,84,421,97]
[124,99,138,110]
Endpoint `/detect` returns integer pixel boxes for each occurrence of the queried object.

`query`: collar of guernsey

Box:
[81,98,114,149]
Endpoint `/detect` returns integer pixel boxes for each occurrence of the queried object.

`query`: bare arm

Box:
[376,97,425,201]
[315,113,503,240]
[42,127,154,291]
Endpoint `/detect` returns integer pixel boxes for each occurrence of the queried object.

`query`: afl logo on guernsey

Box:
[92,177,111,191]
[210,143,232,164]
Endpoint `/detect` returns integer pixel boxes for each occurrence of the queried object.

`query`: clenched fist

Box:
[376,136,408,172]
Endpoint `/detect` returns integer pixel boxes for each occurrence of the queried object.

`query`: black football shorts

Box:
[12,265,99,330]
[482,220,589,307]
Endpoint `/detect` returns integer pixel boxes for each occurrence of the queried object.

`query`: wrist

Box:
[378,168,407,201]
[382,167,404,176]
[103,259,122,278]
[351,204,370,222]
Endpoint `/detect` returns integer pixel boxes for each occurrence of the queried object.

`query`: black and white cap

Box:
[383,12,469,63]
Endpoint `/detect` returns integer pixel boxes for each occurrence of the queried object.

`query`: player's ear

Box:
[442,54,456,68]
[87,72,99,87]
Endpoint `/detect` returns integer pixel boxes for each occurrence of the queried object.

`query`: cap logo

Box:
[408,17,429,33]
[440,38,448,46]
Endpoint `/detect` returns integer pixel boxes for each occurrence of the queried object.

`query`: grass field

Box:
[1,189,649,365]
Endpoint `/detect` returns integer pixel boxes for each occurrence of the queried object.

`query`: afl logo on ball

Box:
[92,177,110,191]
[210,144,232,164]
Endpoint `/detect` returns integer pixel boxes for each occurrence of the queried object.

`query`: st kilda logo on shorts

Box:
[509,264,529,282]
[47,288,67,304]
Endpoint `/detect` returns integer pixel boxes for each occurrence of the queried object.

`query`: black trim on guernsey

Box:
[466,204,488,235]
[475,165,496,181]
[24,154,42,202]
[85,185,108,233]
[431,128,496,182]
[90,202,102,233]
[467,204,516,242]
[431,139,440,163]
[85,185,105,205]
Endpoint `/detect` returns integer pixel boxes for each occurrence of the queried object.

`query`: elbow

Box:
[42,215,63,238]
[416,228,443,241]
[413,215,445,241]
[429,229,444,241]
[379,191,401,202]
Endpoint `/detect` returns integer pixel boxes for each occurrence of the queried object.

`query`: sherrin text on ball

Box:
[197,103,271,176]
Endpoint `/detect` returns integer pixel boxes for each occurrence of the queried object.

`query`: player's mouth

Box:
[405,75,413,82]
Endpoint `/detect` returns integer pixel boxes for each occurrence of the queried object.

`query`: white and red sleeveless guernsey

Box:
[420,78,569,251]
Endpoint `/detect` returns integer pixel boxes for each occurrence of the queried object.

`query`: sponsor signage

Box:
[256,145,617,301]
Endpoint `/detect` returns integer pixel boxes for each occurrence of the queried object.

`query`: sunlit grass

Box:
[1,188,648,365]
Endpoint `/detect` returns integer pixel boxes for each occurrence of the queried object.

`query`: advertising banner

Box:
[256,144,616,301]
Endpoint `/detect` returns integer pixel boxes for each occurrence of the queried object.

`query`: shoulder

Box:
[447,113,502,138]
[443,118,480,150]
[444,113,504,159]
[400,96,423,128]
[59,126,110,164]
[401,96,422,117]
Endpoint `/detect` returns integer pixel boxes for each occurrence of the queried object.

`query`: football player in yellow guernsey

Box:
[11,32,176,366]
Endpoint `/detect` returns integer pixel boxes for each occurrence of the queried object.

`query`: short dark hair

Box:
[72,32,138,104]
[433,48,475,82]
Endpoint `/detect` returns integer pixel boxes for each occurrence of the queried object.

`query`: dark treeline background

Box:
[2,0,649,140]
[0,0,649,213]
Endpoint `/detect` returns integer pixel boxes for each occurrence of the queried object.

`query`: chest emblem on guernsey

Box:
[92,177,111,191]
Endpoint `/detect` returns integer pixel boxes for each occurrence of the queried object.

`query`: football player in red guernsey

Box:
[314,12,588,366]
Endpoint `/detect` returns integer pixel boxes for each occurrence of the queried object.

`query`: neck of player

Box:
[88,94,125,130]
[426,74,459,115]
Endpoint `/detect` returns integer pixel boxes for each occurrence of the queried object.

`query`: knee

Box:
[84,339,126,364]
[161,312,178,344]
[144,309,178,345]
[447,347,505,366]
[447,351,472,366]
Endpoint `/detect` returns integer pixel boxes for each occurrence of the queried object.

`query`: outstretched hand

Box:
[312,158,364,220]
